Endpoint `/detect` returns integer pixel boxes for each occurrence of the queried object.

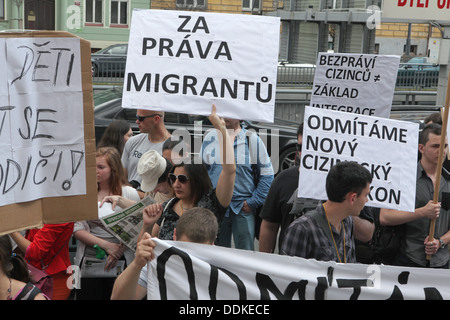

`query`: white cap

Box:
[137,150,167,192]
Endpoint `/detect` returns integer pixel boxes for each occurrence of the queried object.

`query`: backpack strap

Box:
[15,282,42,300]
[245,132,259,185]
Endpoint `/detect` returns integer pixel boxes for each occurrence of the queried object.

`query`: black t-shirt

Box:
[259,165,299,250]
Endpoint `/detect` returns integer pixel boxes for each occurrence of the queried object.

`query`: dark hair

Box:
[0,236,31,283]
[97,120,131,155]
[419,123,442,146]
[163,136,190,157]
[326,161,372,202]
[176,207,218,244]
[297,123,303,138]
[424,112,442,125]
[157,158,173,184]
[170,156,212,204]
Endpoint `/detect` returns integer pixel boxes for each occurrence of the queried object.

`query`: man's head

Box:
[173,207,218,244]
[136,110,164,134]
[326,161,372,214]
[419,123,448,166]
[223,118,241,131]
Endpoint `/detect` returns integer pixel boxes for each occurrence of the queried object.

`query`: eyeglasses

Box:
[168,173,190,184]
[136,114,162,122]
[296,143,302,152]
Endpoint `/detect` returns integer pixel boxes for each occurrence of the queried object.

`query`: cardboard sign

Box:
[382,1,450,21]
[122,9,280,123]
[310,53,400,118]
[147,240,450,300]
[298,107,419,212]
[0,31,97,235]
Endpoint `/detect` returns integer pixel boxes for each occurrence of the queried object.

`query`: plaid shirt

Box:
[280,203,356,263]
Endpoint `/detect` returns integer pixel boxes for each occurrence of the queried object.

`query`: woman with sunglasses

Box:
[141,105,236,241]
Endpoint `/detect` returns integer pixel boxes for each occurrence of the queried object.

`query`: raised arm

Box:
[208,104,236,207]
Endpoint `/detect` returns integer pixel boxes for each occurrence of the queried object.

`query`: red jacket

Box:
[25,223,74,276]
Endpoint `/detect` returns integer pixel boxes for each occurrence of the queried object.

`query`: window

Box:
[111,0,128,25]
[176,0,206,10]
[0,0,4,20]
[242,0,261,12]
[86,0,103,24]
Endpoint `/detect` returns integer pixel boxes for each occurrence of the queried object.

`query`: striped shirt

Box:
[280,203,356,263]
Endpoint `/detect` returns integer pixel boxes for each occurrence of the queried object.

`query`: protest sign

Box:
[0,31,97,235]
[122,9,280,123]
[310,53,400,118]
[297,106,419,212]
[147,239,450,300]
[382,1,450,21]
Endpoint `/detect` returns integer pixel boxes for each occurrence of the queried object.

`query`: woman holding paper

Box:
[73,147,140,300]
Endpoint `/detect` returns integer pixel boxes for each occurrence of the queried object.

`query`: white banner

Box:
[310,53,400,118]
[0,37,85,206]
[298,106,419,212]
[123,9,280,123]
[382,1,450,21]
[147,239,450,300]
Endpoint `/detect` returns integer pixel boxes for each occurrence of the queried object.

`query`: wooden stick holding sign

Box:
[427,71,450,261]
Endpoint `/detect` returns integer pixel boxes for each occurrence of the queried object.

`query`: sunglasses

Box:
[168,173,190,184]
[136,114,162,122]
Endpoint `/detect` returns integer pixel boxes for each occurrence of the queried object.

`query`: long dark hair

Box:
[97,120,131,155]
[170,156,212,205]
[0,236,31,283]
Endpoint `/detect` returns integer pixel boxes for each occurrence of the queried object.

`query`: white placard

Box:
[123,9,280,123]
[382,1,450,21]
[310,53,400,118]
[0,37,85,207]
[0,39,7,95]
[6,37,82,94]
[147,239,450,300]
[298,106,419,211]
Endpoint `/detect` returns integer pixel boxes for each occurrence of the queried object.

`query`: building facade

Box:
[0,0,277,51]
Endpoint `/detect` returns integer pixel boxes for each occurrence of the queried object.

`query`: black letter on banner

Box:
[424,288,443,300]
[156,247,197,300]
[209,265,246,300]
[256,273,307,300]
[336,278,372,300]
[126,73,151,92]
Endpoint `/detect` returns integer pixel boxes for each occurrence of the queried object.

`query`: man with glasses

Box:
[121,110,171,198]
[201,118,274,251]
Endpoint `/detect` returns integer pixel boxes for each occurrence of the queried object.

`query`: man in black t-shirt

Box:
[259,124,303,253]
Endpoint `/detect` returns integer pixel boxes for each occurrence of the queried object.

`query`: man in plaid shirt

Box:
[281,161,372,263]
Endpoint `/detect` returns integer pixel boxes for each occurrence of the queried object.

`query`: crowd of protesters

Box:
[1,107,449,300]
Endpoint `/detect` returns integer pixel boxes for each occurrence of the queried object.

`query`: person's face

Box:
[420,133,448,165]
[169,167,192,201]
[136,110,160,133]
[224,118,240,130]
[96,156,111,184]
[352,183,371,216]
[123,128,133,143]
[153,181,170,194]
[163,149,184,165]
